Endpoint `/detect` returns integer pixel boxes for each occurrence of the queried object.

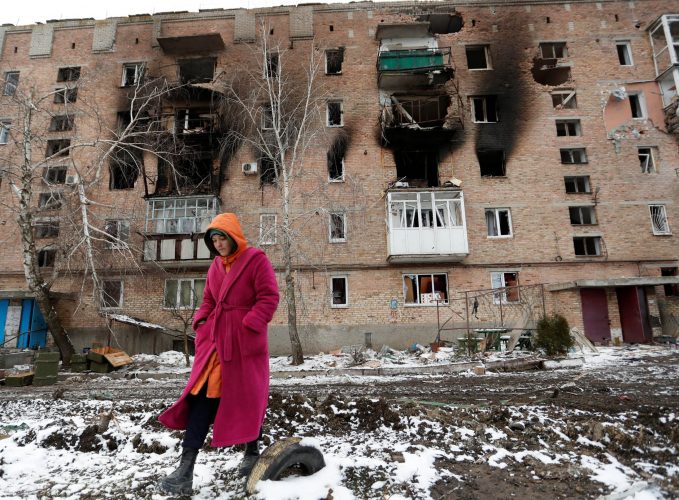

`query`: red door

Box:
[616,287,652,344]
[581,288,610,343]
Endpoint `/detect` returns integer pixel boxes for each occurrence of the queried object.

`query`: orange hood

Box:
[204,213,249,267]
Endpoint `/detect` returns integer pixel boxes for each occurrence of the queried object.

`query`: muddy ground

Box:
[1,350,678,499]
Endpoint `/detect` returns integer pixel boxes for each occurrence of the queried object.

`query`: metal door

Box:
[17,299,48,349]
[17,299,33,349]
[581,288,611,343]
[616,287,652,343]
[0,299,8,346]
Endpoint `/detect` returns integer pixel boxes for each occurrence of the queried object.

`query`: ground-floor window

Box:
[331,276,348,307]
[491,271,519,303]
[403,273,448,305]
[101,280,123,309]
[164,278,206,309]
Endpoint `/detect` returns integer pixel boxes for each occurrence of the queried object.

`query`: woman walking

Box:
[158,212,279,495]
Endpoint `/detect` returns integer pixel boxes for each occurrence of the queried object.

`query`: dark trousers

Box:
[182,385,263,450]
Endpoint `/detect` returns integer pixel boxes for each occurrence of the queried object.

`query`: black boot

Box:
[238,440,260,477]
[160,447,199,495]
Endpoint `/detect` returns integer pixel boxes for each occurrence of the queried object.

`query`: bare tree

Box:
[218,29,329,365]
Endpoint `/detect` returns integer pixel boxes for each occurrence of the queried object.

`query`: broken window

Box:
[330,276,348,307]
[485,208,512,237]
[104,220,131,249]
[389,191,463,231]
[261,105,274,130]
[649,205,671,235]
[259,214,277,245]
[616,42,633,66]
[329,212,347,242]
[465,45,491,70]
[327,101,343,127]
[49,115,74,132]
[3,71,19,96]
[37,248,56,268]
[540,42,568,59]
[569,206,597,225]
[164,278,205,309]
[101,280,123,309]
[391,95,449,126]
[179,58,215,84]
[470,96,498,123]
[57,66,81,82]
[146,197,218,233]
[560,148,587,164]
[477,149,506,176]
[34,219,59,238]
[176,108,213,134]
[638,147,657,173]
[54,88,78,104]
[265,52,279,78]
[551,89,577,109]
[325,48,344,75]
[564,176,591,193]
[38,192,63,209]
[395,150,439,187]
[629,93,645,118]
[491,271,520,303]
[573,236,601,256]
[661,267,679,297]
[403,273,448,305]
[109,147,141,190]
[43,166,67,184]
[46,139,71,157]
[0,120,10,144]
[556,119,581,136]
[260,156,277,185]
[121,62,144,87]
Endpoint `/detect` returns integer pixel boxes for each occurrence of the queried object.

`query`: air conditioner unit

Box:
[65,174,79,186]
[242,162,258,175]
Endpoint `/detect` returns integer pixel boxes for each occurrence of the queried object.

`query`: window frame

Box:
[46,139,71,158]
[49,115,74,132]
[54,87,78,104]
[403,273,449,307]
[34,219,60,239]
[38,191,63,210]
[485,208,513,238]
[329,212,347,242]
[555,119,582,137]
[265,52,280,79]
[330,275,349,308]
[259,214,277,245]
[573,236,602,257]
[37,248,57,268]
[560,148,588,164]
[616,41,634,66]
[638,147,657,173]
[569,205,597,225]
[121,62,144,87]
[101,280,123,309]
[465,45,491,70]
[327,152,345,182]
[470,95,498,123]
[628,93,646,119]
[649,204,671,235]
[145,196,219,234]
[540,42,568,59]
[104,219,131,250]
[325,48,344,75]
[491,271,520,304]
[551,89,577,109]
[43,166,67,185]
[326,100,343,127]
[0,120,10,144]
[564,175,591,194]
[163,278,206,309]
[2,71,19,96]
[57,66,81,82]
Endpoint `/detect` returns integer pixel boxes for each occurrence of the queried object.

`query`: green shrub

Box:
[535,314,573,356]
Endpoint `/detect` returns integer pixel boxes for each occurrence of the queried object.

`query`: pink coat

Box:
[158,247,279,446]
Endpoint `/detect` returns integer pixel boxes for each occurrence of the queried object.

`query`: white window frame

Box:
[259,214,277,245]
[329,212,347,242]
[163,278,206,309]
[325,49,343,75]
[551,89,577,109]
[491,271,520,304]
[330,275,349,308]
[649,205,671,235]
[145,196,219,234]
[3,71,19,96]
[573,236,602,257]
[555,119,582,137]
[616,41,634,66]
[326,101,343,127]
[121,62,144,87]
[403,273,449,306]
[0,120,10,144]
[470,96,498,123]
[104,220,131,249]
[485,208,513,238]
[101,280,123,309]
[564,175,591,193]
[638,147,657,173]
[569,206,597,225]
[560,148,588,164]
[628,92,646,119]
[465,45,492,70]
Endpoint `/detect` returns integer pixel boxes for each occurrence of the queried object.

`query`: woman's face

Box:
[211,234,232,257]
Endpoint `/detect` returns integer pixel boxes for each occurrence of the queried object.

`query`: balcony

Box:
[387,189,468,263]
[649,14,679,107]
[377,48,452,89]
[143,234,212,266]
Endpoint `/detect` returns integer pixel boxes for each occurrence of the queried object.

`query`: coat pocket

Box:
[240,319,268,358]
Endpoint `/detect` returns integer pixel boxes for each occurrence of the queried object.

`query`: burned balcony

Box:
[377,47,452,89]
[381,94,459,145]
[387,189,468,263]
[142,196,218,265]
[175,108,214,135]
[158,34,224,55]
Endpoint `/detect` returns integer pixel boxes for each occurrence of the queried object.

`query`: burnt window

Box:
[395,150,439,187]
[573,236,601,256]
[43,166,67,184]
[540,42,568,59]
[661,267,679,297]
[564,176,591,193]
[466,45,491,69]
[327,101,343,127]
[54,88,78,104]
[3,71,19,96]
[265,52,279,78]
[46,139,71,157]
[260,156,277,185]
[560,148,587,164]
[325,49,344,75]
[57,66,81,82]
[176,108,213,134]
[49,115,74,132]
[327,150,345,181]
[477,149,506,176]
[38,248,56,268]
[34,220,59,238]
[470,95,498,123]
[101,280,123,308]
[38,192,63,209]
[179,58,215,84]
[109,148,141,190]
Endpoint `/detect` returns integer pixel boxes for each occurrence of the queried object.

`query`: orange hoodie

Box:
[204,212,249,272]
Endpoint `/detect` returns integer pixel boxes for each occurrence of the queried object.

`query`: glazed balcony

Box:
[377,48,452,89]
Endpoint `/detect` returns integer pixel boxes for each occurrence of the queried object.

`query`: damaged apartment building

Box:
[0,1,677,356]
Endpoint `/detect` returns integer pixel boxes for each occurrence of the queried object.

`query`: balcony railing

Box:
[387,189,468,262]
[378,47,451,72]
